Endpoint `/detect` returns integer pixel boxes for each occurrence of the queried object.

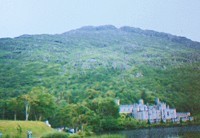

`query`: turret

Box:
[115,99,120,105]
[167,105,169,109]
[155,98,160,105]
[139,99,144,105]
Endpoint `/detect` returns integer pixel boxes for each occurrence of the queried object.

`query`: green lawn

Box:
[0,120,55,138]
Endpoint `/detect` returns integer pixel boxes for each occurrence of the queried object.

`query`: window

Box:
[167,112,169,116]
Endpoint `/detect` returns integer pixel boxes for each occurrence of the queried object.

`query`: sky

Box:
[0,0,200,41]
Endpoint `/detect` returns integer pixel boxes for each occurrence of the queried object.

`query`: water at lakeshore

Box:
[110,125,200,138]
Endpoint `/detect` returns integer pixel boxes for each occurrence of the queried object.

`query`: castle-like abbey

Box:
[119,98,193,123]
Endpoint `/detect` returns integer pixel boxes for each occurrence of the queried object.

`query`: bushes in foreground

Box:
[86,134,126,138]
[41,132,69,138]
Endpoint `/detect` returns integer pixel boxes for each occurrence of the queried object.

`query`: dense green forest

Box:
[0,25,200,131]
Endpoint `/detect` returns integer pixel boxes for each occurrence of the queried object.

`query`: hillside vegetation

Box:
[0,25,199,130]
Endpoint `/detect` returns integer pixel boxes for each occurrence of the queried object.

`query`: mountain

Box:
[0,25,200,115]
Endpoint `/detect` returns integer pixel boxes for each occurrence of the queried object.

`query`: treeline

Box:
[0,86,144,132]
[0,87,55,121]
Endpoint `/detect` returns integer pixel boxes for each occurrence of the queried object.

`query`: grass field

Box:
[0,120,55,138]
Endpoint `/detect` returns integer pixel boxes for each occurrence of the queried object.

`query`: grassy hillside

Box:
[0,120,55,137]
[0,25,199,119]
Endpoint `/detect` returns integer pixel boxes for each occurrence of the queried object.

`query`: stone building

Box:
[119,98,193,123]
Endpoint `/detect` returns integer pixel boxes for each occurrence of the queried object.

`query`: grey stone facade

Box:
[119,98,192,123]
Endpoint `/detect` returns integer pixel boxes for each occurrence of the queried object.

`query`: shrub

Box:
[69,133,82,138]
[41,132,69,138]
[5,135,11,138]
[87,134,126,138]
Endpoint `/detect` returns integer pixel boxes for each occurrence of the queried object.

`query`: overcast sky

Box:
[0,0,200,41]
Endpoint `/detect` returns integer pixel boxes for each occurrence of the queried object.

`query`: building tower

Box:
[139,99,144,105]
[155,98,160,105]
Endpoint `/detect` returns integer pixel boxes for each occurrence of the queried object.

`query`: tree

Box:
[0,99,9,119]
[87,97,119,131]
[19,87,56,121]
[19,94,31,121]
[29,87,56,120]
[7,98,23,120]
[24,95,30,121]
[51,101,99,133]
